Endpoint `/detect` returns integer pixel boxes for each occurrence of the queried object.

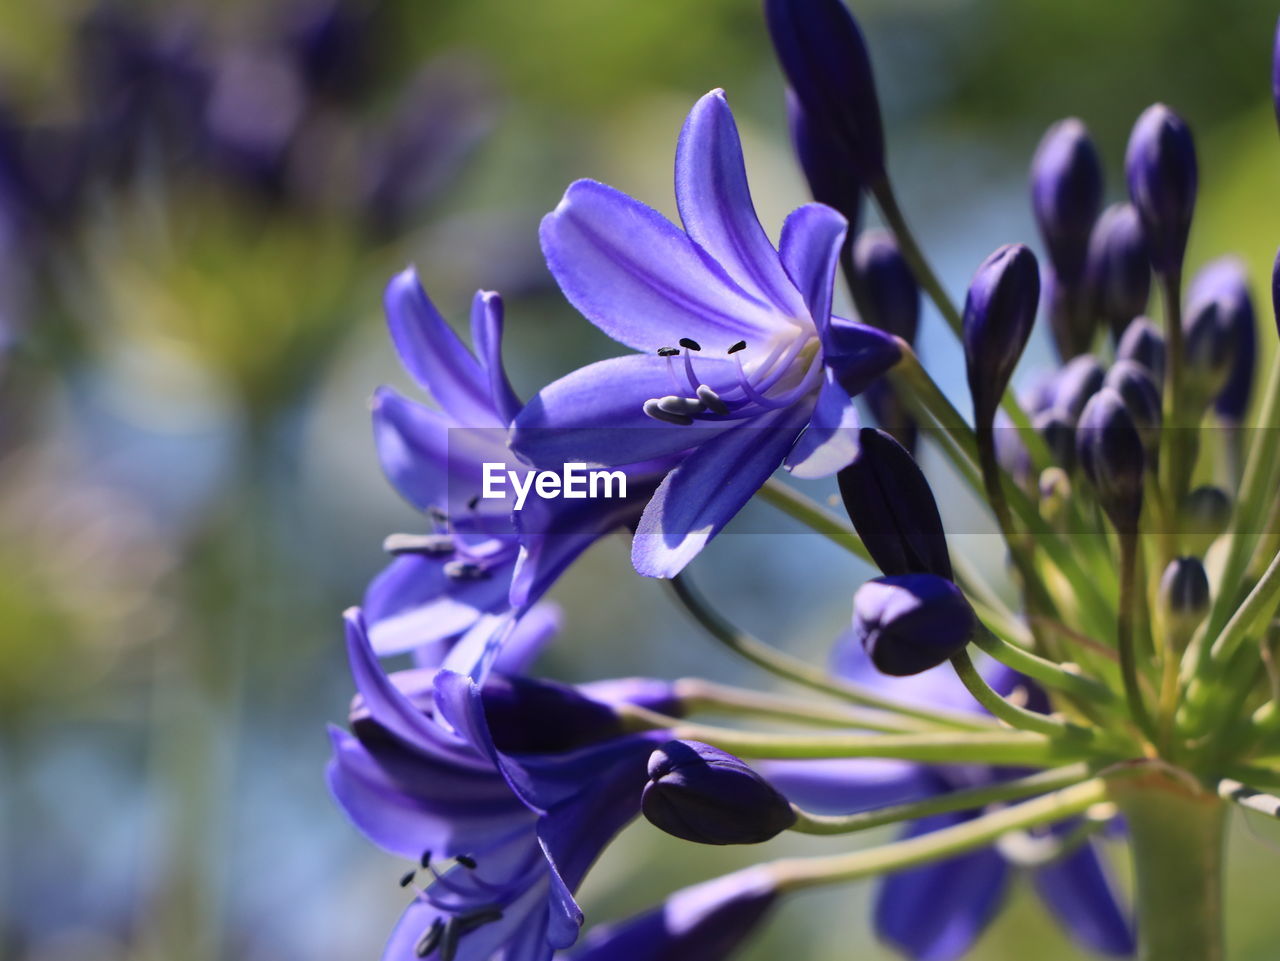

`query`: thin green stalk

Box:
[1119,530,1156,741]
[666,574,996,731]
[950,649,1085,739]
[971,627,1119,709]
[790,762,1101,835]
[671,678,928,734]
[621,704,1082,765]
[771,778,1110,890]
[1158,269,1192,513]
[1208,547,1280,664]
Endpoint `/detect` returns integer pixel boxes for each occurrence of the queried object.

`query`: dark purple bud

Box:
[1116,316,1166,383]
[280,0,374,102]
[1187,257,1255,424]
[837,428,951,580]
[1033,408,1076,473]
[479,675,625,755]
[850,229,919,342]
[1182,299,1234,402]
[1043,267,1096,360]
[1031,118,1103,284]
[766,0,886,183]
[786,89,863,236]
[963,243,1041,429]
[573,867,778,961]
[1085,204,1151,340]
[1048,354,1104,424]
[1076,388,1145,532]
[642,741,796,845]
[1159,557,1210,637]
[852,574,977,676]
[1125,104,1197,275]
[1104,360,1162,467]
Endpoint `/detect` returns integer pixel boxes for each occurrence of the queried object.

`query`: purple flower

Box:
[327,610,674,961]
[511,90,898,578]
[963,244,1041,430]
[1076,388,1145,532]
[642,740,797,845]
[1031,118,1103,286]
[851,574,977,676]
[772,640,1135,960]
[765,0,886,184]
[1125,104,1197,276]
[570,866,779,961]
[366,269,661,663]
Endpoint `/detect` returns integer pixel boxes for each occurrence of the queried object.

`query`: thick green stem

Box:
[1119,530,1156,740]
[1109,774,1227,961]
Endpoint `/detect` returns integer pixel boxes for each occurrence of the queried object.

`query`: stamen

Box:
[399,869,418,888]
[728,340,747,354]
[643,398,693,426]
[696,385,730,416]
[421,850,433,869]
[455,854,477,869]
[384,533,456,556]
[439,923,461,961]
[656,395,705,418]
[415,919,445,958]
[444,560,490,580]
[657,346,680,356]
[678,337,702,351]
[466,494,480,511]
[456,907,504,934]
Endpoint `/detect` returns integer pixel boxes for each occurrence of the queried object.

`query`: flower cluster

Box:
[328,4,1280,960]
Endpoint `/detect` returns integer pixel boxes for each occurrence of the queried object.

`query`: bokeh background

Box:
[3,1,1280,959]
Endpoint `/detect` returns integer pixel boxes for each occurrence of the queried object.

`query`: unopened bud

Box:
[1159,557,1210,646]
[1085,204,1151,339]
[1125,104,1197,275]
[963,243,1041,429]
[1179,486,1231,555]
[852,574,977,676]
[1116,316,1166,384]
[1031,118,1104,285]
[1076,388,1145,532]
[643,741,796,845]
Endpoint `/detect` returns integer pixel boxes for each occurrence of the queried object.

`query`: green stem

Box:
[666,574,996,731]
[671,677,928,733]
[790,762,1102,835]
[1208,548,1280,665]
[757,478,870,563]
[1108,773,1226,961]
[1119,530,1156,741]
[1158,269,1192,515]
[971,627,1119,709]
[771,778,1110,890]
[950,649,1084,739]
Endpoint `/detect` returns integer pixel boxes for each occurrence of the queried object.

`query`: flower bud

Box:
[1104,359,1162,465]
[1076,388,1145,532]
[1048,354,1104,424]
[1031,118,1103,284]
[837,428,952,580]
[1188,257,1256,425]
[1043,268,1096,360]
[1085,204,1151,339]
[1125,104,1197,275]
[963,243,1041,428]
[1182,299,1234,403]
[766,0,886,183]
[642,741,796,845]
[1159,557,1210,645]
[1116,316,1166,383]
[851,229,919,341]
[852,574,977,676]
[1179,485,1231,555]
[786,89,863,233]
[1034,408,1076,473]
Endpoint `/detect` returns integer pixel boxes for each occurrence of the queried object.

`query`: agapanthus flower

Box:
[327,610,677,961]
[366,268,662,664]
[511,89,899,577]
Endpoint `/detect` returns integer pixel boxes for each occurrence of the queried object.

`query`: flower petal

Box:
[777,201,846,328]
[675,90,807,318]
[1033,836,1135,956]
[540,179,790,353]
[631,403,811,577]
[510,354,739,468]
[785,370,860,478]
[874,811,1010,961]
[469,289,523,424]
[384,268,501,427]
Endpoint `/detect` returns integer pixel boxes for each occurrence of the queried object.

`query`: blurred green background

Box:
[2,0,1279,959]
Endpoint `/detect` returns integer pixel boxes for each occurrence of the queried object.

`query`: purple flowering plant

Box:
[329,3,1280,959]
